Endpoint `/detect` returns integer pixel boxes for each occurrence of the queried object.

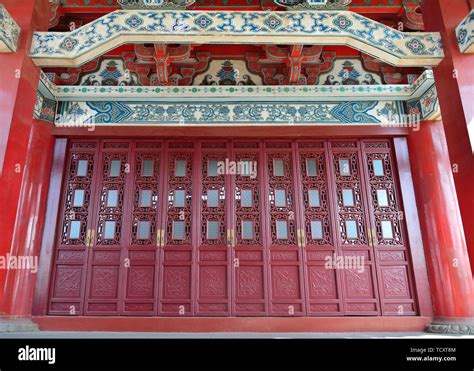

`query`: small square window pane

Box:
[306,159,317,176]
[275,189,286,207]
[174,190,185,207]
[175,160,186,177]
[308,189,320,207]
[207,221,219,240]
[381,220,394,239]
[73,189,85,207]
[373,159,384,176]
[208,160,219,177]
[342,189,354,207]
[142,160,154,177]
[140,190,153,207]
[109,160,121,177]
[345,220,358,239]
[276,220,288,239]
[173,221,185,240]
[376,189,389,207]
[242,221,254,240]
[137,221,150,240]
[339,159,351,176]
[207,190,219,207]
[240,161,254,177]
[311,220,323,240]
[241,190,253,207]
[104,221,116,239]
[77,160,88,177]
[69,220,81,239]
[107,190,119,208]
[273,159,284,177]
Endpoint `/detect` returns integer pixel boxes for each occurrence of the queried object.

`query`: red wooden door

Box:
[159,142,195,316]
[48,138,417,317]
[195,141,231,316]
[48,141,100,315]
[264,142,306,316]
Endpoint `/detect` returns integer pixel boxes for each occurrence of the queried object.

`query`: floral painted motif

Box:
[405,38,426,55]
[264,15,284,30]
[333,15,353,30]
[59,37,79,51]
[194,15,213,29]
[125,15,144,28]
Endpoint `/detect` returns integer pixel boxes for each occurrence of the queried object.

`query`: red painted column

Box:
[422,0,474,270]
[0,0,54,324]
[408,120,474,334]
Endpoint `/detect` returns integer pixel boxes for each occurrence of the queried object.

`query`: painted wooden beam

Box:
[456,10,474,53]
[30,10,444,67]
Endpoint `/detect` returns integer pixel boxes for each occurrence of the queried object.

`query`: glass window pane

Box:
[276,220,288,239]
[174,190,185,207]
[69,220,81,239]
[339,159,351,176]
[207,221,219,240]
[137,221,150,240]
[342,189,354,207]
[77,160,88,177]
[306,159,317,177]
[242,221,254,240]
[308,189,320,207]
[175,160,186,177]
[273,159,284,177]
[140,190,152,207]
[311,220,323,240]
[345,220,358,239]
[208,160,218,177]
[275,189,286,207]
[241,189,253,207]
[376,189,389,207]
[73,189,85,207]
[240,161,254,177]
[107,190,119,208]
[173,221,185,240]
[104,221,116,239]
[373,159,384,176]
[109,160,121,177]
[207,190,219,207]
[381,220,394,239]
[142,160,154,177]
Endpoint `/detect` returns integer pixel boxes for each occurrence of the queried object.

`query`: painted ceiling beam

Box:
[41,68,435,103]
[456,10,474,53]
[30,10,444,67]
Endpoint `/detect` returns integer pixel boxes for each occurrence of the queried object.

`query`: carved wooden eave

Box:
[30,10,444,68]
[0,4,21,53]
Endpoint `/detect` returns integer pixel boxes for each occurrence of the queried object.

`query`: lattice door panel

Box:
[195,142,231,316]
[159,142,195,316]
[265,142,306,316]
[48,141,100,316]
[361,140,417,316]
[231,143,268,316]
[83,141,131,315]
[328,141,380,315]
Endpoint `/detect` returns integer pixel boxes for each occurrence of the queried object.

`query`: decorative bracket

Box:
[0,4,21,53]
